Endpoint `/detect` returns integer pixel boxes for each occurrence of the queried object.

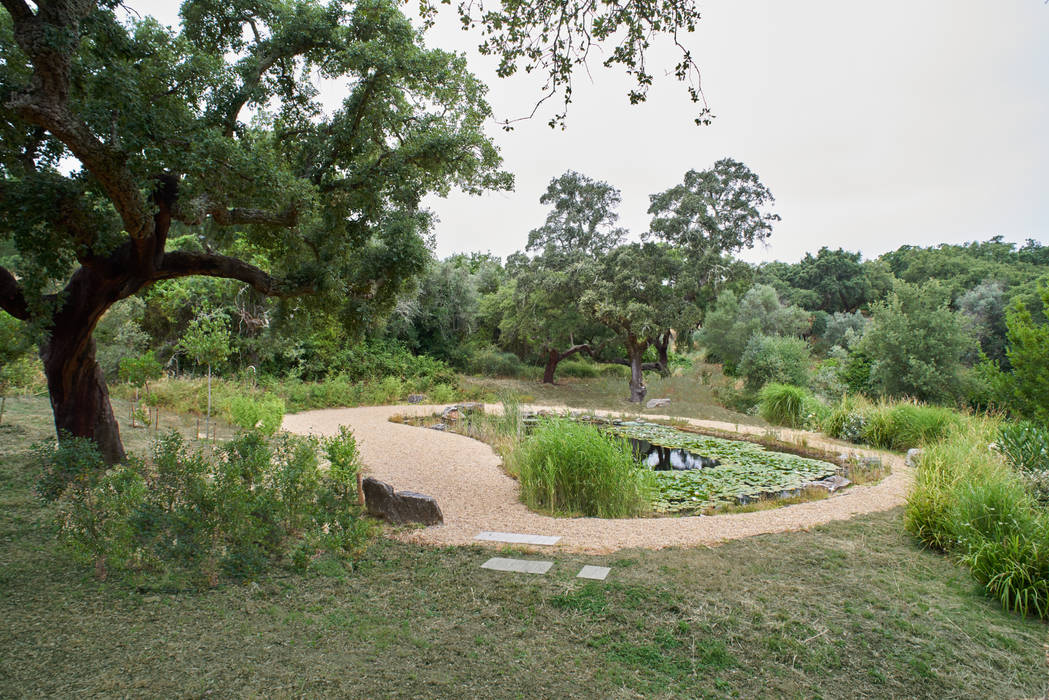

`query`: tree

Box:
[1003,281,1049,424]
[498,171,623,384]
[957,279,1009,366]
[644,158,779,369]
[0,0,711,463]
[177,310,231,439]
[860,281,975,404]
[697,284,810,375]
[582,242,695,402]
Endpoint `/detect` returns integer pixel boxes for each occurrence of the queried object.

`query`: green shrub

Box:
[860,403,958,451]
[467,348,531,377]
[738,334,811,393]
[558,359,601,378]
[820,396,868,443]
[996,421,1049,505]
[510,419,654,518]
[757,384,811,428]
[905,418,1049,619]
[228,394,286,435]
[323,425,362,499]
[35,434,107,502]
[42,429,372,588]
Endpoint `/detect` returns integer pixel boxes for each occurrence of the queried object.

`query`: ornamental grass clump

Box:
[905,417,1049,619]
[511,419,654,518]
[757,383,812,428]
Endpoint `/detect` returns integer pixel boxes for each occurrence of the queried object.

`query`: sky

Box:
[134,1,1049,264]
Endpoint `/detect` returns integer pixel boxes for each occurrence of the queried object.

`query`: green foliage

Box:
[467,347,533,378]
[1003,281,1049,424]
[699,285,810,375]
[996,421,1049,505]
[757,384,813,428]
[177,311,232,371]
[957,280,1009,365]
[118,351,163,392]
[35,434,107,503]
[758,247,872,313]
[228,394,286,436]
[95,298,151,380]
[738,334,811,393]
[819,311,869,351]
[821,396,868,444]
[859,403,959,451]
[905,418,1049,618]
[860,280,974,403]
[42,430,371,588]
[323,426,362,499]
[511,419,654,518]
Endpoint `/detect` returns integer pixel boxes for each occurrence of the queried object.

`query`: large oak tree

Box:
[0,0,707,462]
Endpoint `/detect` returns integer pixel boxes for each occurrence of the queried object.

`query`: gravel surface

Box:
[283,404,913,553]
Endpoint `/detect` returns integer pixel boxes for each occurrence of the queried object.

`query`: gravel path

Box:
[282,404,913,553]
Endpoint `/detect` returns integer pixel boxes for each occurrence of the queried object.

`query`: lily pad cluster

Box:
[600,421,840,514]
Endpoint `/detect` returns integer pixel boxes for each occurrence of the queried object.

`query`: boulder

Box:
[804,475,852,492]
[430,423,447,431]
[407,393,426,404]
[905,448,923,467]
[646,398,672,409]
[362,477,444,526]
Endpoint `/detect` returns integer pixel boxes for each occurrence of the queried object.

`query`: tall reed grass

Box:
[508,418,655,518]
[905,417,1049,618]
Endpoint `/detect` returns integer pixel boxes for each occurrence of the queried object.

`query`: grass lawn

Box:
[1,397,1046,698]
[463,363,764,427]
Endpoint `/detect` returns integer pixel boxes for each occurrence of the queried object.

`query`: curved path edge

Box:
[282,404,913,553]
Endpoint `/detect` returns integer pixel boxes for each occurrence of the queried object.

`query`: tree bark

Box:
[652,330,673,377]
[541,343,591,384]
[626,334,648,403]
[42,332,126,465]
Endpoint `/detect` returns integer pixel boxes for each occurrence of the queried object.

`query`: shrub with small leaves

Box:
[228,394,286,435]
[39,429,372,589]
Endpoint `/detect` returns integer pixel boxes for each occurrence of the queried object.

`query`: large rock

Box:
[646,398,672,409]
[803,474,852,492]
[362,477,444,526]
[905,448,923,467]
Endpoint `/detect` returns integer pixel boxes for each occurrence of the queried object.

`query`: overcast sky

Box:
[136,1,1049,264]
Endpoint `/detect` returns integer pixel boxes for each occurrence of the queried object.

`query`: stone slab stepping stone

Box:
[475,531,561,546]
[576,565,611,581]
[481,557,553,575]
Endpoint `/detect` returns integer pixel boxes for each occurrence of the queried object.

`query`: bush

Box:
[510,419,654,518]
[467,348,531,378]
[821,396,868,443]
[996,421,1049,505]
[758,384,812,428]
[738,334,811,393]
[905,418,1049,619]
[228,394,286,435]
[40,429,372,588]
[860,403,959,451]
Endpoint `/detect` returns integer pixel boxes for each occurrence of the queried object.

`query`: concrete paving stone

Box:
[474,531,561,546]
[576,565,611,580]
[480,557,554,574]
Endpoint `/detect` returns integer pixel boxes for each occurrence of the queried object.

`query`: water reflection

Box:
[628,438,720,471]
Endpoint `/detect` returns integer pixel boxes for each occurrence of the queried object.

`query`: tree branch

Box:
[0,266,30,320]
[5,3,152,239]
[171,194,298,228]
[157,251,311,298]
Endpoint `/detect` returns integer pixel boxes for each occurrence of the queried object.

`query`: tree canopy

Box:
[0,0,709,461]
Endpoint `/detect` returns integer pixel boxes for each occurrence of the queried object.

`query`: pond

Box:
[574,418,846,514]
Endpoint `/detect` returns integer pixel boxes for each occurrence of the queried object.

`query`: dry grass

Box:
[1,397,1047,698]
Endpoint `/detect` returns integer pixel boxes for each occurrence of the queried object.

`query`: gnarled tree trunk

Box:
[625,334,648,403]
[541,343,592,384]
[42,333,125,464]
